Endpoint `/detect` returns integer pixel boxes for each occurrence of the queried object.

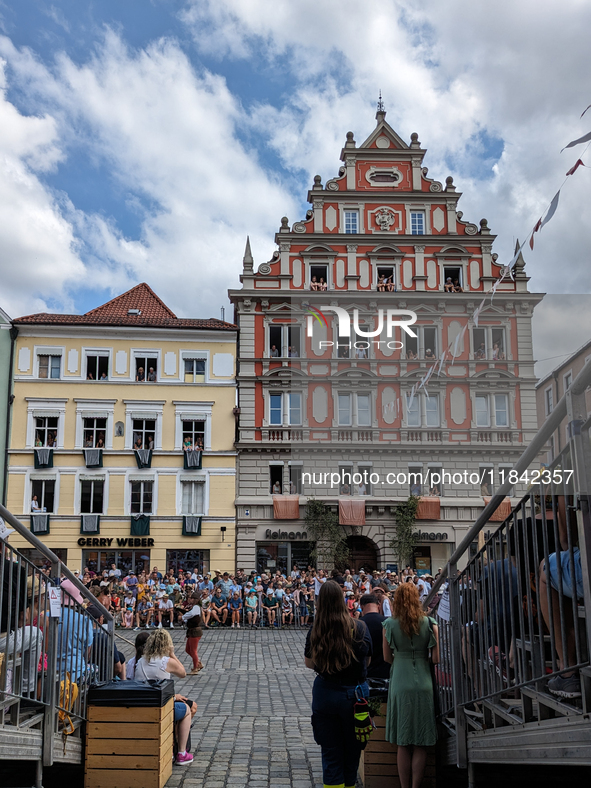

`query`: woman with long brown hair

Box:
[383,582,439,788]
[304,579,372,788]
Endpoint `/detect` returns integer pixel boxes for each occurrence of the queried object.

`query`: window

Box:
[310,265,328,290]
[133,419,156,450]
[81,479,104,514]
[38,354,61,379]
[339,465,353,494]
[406,394,420,427]
[545,387,554,415]
[268,324,301,357]
[131,480,153,514]
[494,394,509,427]
[182,420,204,450]
[425,396,440,427]
[376,266,395,291]
[423,327,437,359]
[135,356,158,382]
[86,354,109,381]
[289,465,302,495]
[443,266,462,291]
[491,328,506,360]
[338,394,352,426]
[344,211,359,234]
[479,465,494,496]
[564,371,573,392]
[269,465,283,494]
[31,479,55,513]
[83,418,106,448]
[357,395,371,427]
[289,393,302,425]
[475,395,489,427]
[181,480,205,515]
[426,467,442,496]
[184,358,206,383]
[473,328,487,359]
[35,417,58,448]
[409,465,423,496]
[358,465,372,495]
[405,334,418,360]
[269,394,282,426]
[410,212,425,235]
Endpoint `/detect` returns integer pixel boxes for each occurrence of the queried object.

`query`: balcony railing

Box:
[250,427,522,445]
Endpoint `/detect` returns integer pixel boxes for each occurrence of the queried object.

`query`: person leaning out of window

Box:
[304,580,372,788]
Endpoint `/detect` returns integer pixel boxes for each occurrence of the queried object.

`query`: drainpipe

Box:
[3,325,18,505]
[552,370,561,455]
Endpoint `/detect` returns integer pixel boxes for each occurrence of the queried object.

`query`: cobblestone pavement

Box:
[116,626,333,788]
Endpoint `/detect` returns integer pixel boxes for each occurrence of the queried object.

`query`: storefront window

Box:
[19,548,67,573]
[166,550,210,576]
[256,542,313,575]
[82,550,150,575]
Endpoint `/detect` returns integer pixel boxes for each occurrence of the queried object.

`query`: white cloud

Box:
[0,57,84,317]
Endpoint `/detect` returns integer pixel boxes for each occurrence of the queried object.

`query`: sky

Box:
[0,0,590,370]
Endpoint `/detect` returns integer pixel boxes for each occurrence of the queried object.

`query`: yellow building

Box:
[6,283,237,576]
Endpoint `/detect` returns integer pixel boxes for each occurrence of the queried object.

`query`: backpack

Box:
[58,672,79,735]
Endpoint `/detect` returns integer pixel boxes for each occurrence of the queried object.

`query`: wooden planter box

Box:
[84,697,174,788]
[359,703,436,788]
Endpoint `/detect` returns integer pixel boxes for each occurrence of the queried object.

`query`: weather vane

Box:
[377,90,385,113]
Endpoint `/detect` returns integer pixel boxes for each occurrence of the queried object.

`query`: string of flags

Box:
[400,105,591,411]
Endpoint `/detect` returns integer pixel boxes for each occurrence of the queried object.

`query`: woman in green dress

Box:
[382,582,439,788]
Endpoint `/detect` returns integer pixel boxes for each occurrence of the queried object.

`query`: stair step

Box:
[482,699,523,725]
[521,685,583,717]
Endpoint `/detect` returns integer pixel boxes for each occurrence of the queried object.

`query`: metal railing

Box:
[425,358,591,770]
[0,503,114,784]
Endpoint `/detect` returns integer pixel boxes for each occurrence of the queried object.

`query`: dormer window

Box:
[128,308,141,315]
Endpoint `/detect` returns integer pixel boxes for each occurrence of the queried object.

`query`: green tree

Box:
[305,498,350,570]
[390,495,420,569]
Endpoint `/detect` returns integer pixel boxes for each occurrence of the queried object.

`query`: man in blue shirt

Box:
[199,576,214,593]
[210,588,228,626]
[216,572,232,598]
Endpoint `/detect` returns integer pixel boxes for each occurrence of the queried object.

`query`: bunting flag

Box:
[581,104,591,118]
[540,190,560,229]
[473,298,486,327]
[529,218,543,250]
[561,129,591,152]
[566,159,585,176]
[437,349,447,376]
[407,385,417,411]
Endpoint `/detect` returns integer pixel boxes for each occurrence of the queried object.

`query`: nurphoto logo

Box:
[305,305,418,350]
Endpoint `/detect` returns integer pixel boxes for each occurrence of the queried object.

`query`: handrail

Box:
[0,502,112,621]
[424,357,591,608]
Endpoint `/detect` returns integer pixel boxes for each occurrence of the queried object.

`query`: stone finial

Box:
[492,253,498,262]
[479,218,491,234]
[445,176,456,192]
[513,239,526,277]
[410,132,420,148]
[243,236,254,272]
[313,174,323,189]
[345,131,356,148]
[280,216,290,232]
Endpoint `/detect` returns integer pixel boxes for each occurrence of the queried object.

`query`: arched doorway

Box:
[345,535,379,574]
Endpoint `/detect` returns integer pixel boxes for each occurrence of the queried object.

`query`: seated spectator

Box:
[453,278,464,292]
[158,594,174,628]
[444,277,454,292]
[281,593,294,627]
[210,588,228,626]
[262,589,279,626]
[88,606,126,679]
[134,630,195,765]
[245,589,258,628]
[127,630,151,679]
[228,591,242,628]
[135,596,154,629]
[475,342,486,359]
[200,590,212,628]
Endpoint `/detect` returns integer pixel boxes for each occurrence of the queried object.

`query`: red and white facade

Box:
[229,108,543,574]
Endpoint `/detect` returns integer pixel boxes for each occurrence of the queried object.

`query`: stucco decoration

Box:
[426,260,437,288]
[257,263,272,275]
[432,207,445,232]
[311,316,327,356]
[292,222,307,233]
[336,259,345,287]
[382,386,397,424]
[292,259,302,288]
[18,347,30,372]
[325,205,337,231]
[312,386,328,424]
[375,208,396,231]
[469,261,479,289]
[67,349,78,374]
[375,136,391,149]
[465,224,478,235]
[164,352,177,376]
[447,321,465,354]
[429,182,443,192]
[359,259,370,288]
[450,387,467,425]
[213,354,234,377]
[115,350,127,375]
[403,259,413,289]
[326,179,340,191]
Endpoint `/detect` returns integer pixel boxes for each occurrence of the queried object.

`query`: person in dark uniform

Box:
[360,594,390,679]
[304,580,372,788]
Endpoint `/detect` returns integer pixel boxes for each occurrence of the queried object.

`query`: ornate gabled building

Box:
[229,106,543,575]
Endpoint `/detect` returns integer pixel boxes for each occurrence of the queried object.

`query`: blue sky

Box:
[0,0,589,322]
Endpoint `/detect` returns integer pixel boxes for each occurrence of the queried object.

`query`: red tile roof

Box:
[14,283,236,331]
